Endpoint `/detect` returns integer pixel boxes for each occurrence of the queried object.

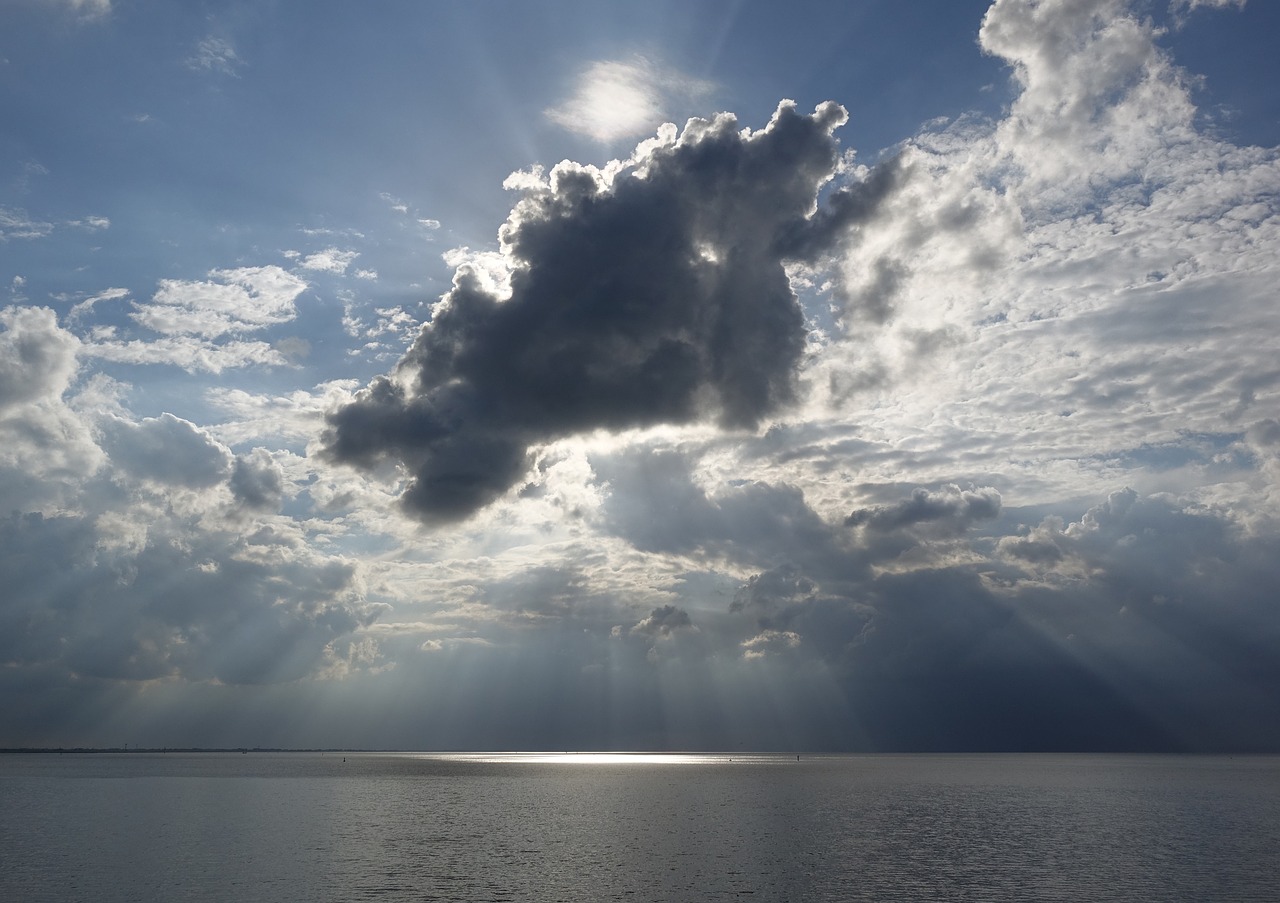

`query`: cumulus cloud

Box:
[0,306,80,411]
[546,57,714,143]
[132,266,306,338]
[323,101,902,524]
[599,448,853,574]
[78,267,309,373]
[0,508,376,686]
[296,248,359,274]
[98,413,232,488]
[980,0,1196,208]
[230,448,286,511]
[741,628,801,660]
[731,564,816,613]
[0,307,104,508]
[630,604,693,637]
[846,485,1002,534]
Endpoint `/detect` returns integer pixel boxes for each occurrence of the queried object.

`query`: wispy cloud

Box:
[188,36,242,75]
[0,206,54,240]
[45,0,110,19]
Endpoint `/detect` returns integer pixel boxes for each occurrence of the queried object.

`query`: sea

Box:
[1,752,1277,902]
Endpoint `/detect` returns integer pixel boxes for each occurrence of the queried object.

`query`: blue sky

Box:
[2,0,1280,751]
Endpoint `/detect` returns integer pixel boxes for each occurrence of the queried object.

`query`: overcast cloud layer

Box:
[2,0,1279,751]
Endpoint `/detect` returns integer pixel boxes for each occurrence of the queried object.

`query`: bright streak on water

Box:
[432,751,759,765]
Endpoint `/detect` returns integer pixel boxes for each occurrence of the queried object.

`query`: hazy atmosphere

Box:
[3,0,1279,752]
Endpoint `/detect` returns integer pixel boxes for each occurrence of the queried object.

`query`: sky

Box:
[2,0,1279,752]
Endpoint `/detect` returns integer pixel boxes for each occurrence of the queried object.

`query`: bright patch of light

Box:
[546,58,713,143]
[426,752,753,765]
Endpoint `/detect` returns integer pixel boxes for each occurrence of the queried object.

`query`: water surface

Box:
[2,752,1277,901]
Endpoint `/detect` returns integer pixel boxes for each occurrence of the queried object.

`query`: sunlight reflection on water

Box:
[429,751,782,765]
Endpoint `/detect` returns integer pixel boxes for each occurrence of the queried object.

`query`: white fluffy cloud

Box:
[0,306,80,411]
[132,266,306,338]
[78,266,310,373]
[98,413,232,488]
[0,310,103,512]
[792,0,1280,522]
[296,248,360,274]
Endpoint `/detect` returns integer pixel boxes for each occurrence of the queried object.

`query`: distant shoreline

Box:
[0,747,378,755]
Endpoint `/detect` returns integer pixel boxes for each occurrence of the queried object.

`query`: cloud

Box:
[0,508,376,686]
[4,0,1279,753]
[599,447,851,573]
[297,248,359,274]
[0,306,80,411]
[205,381,359,447]
[979,0,1195,209]
[36,0,110,18]
[0,206,54,241]
[230,448,287,511]
[97,413,232,488]
[731,564,816,614]
[189,36,242,75]
[85,335,289,374]
[323,100,902,524]
[69,215,110,231]
[741,628,801,660]
[0,307,104,509]
[68,287,129,321]
[846,485,1002,534]
[1170,0,1246,19]
[82,266,309,372]
[630,604,693,637]
[132,266,307,339]
[546,57,714,143]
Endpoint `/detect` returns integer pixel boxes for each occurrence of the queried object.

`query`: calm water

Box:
[2,752,1277,902]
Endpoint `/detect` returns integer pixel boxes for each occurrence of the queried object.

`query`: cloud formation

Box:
[4,0,1279,752]
[323,100,892,523]
[132,267,306,339]
[79,267,308,374]
[189,36,242,75]
[846,485,1001,534]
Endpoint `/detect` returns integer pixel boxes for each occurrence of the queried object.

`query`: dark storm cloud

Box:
[630,604,693,637]
[322,101,898,523]
[845,484,1001,534]
[730,563,816,613]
